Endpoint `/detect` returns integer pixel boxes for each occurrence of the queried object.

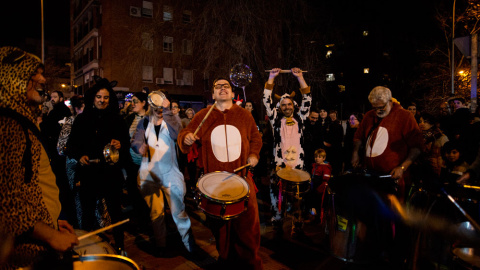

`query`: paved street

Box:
[81,174,478,270]
[112,181,400,270]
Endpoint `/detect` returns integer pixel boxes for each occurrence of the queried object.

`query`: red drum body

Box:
[277,168,311,196]
[196,172,250,220]
[73,255,140,270]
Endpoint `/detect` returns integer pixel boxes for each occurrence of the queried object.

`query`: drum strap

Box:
[0,107,47,184]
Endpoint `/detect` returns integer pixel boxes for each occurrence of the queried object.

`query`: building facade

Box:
[71,0,204,105]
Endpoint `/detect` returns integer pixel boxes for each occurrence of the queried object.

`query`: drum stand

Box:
[284,185,307,235]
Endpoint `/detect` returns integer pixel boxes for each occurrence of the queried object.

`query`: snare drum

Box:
[73,255,140,270]
[196,171,250,220]
[277,168,311,196]
[74,229,117,255]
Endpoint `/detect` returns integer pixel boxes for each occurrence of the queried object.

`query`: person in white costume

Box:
[131,94,196,253]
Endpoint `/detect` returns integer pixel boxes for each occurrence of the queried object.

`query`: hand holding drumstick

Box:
[184,102,217,146]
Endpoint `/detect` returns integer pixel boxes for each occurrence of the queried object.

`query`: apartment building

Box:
[71,0,204,106]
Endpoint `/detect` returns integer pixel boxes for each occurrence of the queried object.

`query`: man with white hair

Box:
[352,86,423,198]
[351,86,423,267]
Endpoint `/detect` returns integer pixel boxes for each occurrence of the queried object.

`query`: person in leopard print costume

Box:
[0,47,78,269]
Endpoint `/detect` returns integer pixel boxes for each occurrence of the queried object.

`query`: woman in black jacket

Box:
[66,76,130,252]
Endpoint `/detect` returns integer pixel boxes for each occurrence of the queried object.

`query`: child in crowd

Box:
[307,149,332,223]
[440,140,469,184]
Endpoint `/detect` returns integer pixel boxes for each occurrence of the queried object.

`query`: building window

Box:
[363,30,369,36]
[142,66,153,83]
[163,5,173,21]
[364,68,369,74]
[182,10,192,24]
[182,39,192,55]
[326,73,335,81]
[163,67,174,84]
[163,36,173,53]
[326,50,332,58]
[183,69,193,86]
[142,1,153,18]
[142,32,153,50]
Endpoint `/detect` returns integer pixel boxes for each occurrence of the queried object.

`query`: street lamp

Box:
[41,0,44,63]
[452,0,456,94]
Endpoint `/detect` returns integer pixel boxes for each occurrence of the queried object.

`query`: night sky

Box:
[0,0,70,47]
[0,0,442,48]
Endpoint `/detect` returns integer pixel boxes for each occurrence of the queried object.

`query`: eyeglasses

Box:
[214,83,231,90]
[132,99,141,104]
[172,105,179,109]
[372,103,388,111]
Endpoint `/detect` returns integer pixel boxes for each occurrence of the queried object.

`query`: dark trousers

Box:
[77,164,125,249]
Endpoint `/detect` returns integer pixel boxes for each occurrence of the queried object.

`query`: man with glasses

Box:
[178,78,263,269]
[350,86,423,267]
[352,86,422,198]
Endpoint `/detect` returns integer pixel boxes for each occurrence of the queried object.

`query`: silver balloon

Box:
[229,63,252,88]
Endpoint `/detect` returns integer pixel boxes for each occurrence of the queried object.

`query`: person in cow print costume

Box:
[262,68,312,235]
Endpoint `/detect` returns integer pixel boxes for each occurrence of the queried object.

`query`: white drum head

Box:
[277,168,311,183]
[197,172,249,201]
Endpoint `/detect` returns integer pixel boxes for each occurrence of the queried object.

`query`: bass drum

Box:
[73,255,140,270]
[326,173,395,264]
[74,229,117,255]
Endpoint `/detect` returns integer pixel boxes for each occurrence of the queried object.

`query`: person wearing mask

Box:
[131,93,197,254]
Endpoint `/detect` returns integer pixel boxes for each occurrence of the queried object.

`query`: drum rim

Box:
[202,210,245,220]
[73,254,141,269]
[197,171,250,201]
[277,168,311,182]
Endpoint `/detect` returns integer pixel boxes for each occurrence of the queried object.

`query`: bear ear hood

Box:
[0,46,43,121]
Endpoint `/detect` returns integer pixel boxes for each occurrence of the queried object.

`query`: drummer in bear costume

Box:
[178,78,263,269]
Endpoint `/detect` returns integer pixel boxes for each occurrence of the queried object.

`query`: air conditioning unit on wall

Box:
[155,78,164,85]
[130,6,141,17]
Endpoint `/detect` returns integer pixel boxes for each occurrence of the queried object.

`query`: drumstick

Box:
[233,163,251,173]
[193,102,217,137]
[265,70,308,73]
[77,219,130,240]
[463,184,480,190]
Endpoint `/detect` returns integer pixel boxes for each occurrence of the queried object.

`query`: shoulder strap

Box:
[0,108,46,183]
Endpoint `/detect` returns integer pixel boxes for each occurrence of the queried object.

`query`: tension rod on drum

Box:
[77,219,130,240]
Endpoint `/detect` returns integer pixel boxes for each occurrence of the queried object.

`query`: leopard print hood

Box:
[0,46,43,123]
